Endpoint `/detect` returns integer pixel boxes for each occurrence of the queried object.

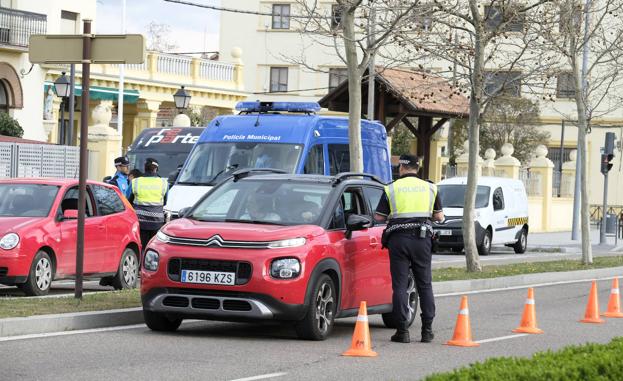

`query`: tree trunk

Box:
[342,5,364,173]
[572,56,593,265]
[463,0,483,272]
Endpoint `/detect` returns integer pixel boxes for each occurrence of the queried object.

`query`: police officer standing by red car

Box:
[129,158,168,249]
[375,154,444,343]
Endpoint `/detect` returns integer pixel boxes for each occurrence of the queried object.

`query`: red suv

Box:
[0,179,141,296]
[141,171,418,340]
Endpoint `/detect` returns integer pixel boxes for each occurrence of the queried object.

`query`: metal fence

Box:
[0,142,79,179]
[0,7,47,48]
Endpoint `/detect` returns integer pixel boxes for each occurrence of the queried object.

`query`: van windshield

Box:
[177,142,303,185]
[438,185,490,209]
[127,152,189,181]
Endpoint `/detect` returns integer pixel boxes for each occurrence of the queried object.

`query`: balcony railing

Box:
[0,7,47,49]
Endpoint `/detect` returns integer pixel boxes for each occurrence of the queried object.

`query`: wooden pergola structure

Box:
[319,67,469,179]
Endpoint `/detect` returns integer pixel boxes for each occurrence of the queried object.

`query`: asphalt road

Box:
[2,280,622,380]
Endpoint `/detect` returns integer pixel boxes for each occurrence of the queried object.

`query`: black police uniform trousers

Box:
[387,230,435,330]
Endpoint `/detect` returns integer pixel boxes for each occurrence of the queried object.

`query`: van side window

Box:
[328,144,350,175]
[493,187,505,211]
[304,144,324,175]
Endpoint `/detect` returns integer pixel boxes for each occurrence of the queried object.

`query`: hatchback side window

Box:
[493,187,505,211]
[92,185,125,216]
[329,188,364,230]
[303,144,324,175]
[363,186,384,223]
[328,144,350,175]
[59,187,95,217]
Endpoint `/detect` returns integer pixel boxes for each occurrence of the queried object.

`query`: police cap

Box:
[145,157,159,167]
[398,154,419,168]
[114,156,130,166]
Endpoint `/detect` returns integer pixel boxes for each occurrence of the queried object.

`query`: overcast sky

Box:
[96,0,221,54]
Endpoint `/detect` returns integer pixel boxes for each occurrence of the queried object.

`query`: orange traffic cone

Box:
[602,278,623,318]
[342,301,378,357]
[580,280,605,324]
[512,288,544,334]
[445,296,479,347]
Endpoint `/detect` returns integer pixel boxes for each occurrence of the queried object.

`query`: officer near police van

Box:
[129,158,168,249]
[375,154,444,344]
[108,156,131,198]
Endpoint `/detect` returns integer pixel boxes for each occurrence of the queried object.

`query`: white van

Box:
[432,177,529,255]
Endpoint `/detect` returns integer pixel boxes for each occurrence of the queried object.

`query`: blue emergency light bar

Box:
[235,101,321,113]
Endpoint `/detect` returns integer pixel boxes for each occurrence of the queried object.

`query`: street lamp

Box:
[173,85,191,112]
[53,72,71,145]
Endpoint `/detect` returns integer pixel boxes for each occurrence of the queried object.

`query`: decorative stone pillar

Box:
[494,143,521,179]
[172,113,191,127]
[482,148,496,177]
[455,140,482,177]
[231,47,244,91]
[529,145,555,231]
[561,149,577,197]
[84,101,122,181]
[44,95,63,144]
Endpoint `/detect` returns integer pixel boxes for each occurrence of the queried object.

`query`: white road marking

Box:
[229,372,287,381]
[0,324,147,342]
[475,334,528,344]
[436,275,619,297]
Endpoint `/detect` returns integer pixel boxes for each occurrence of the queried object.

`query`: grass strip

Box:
[0,289,140,319]
[425,337,623,381]
[432,255,623,282]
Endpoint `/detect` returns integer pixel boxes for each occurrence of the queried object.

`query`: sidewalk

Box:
[529,227,622,253]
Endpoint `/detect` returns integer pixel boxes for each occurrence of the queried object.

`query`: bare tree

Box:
[145,21,179,52]
[538,0,623,264]
[394,0,557,271]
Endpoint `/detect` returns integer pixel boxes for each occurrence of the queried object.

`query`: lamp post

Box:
[173,85,191,113]
[53,72,71,145]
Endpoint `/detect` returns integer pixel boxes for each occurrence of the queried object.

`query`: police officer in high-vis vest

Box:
[129,158,168,249]
[375,154,444,344]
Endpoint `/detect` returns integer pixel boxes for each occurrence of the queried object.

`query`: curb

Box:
[433,266,623,294]
[0,307,143,337]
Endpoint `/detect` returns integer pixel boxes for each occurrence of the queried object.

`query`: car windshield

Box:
[188,179,332,226]
[438,185,490,209]
[177,142,303,185]
[127,152,189,181]
[0,184,59,217]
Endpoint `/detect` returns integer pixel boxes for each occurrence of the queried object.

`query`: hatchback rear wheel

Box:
[295,274,336,340]
[20,251,53,296]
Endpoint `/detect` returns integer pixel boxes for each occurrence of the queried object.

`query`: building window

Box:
[0,82,8,113]
[270,67,288,92]
[272,4,290,30]
[60,10,78,34]
[556,72,576,98]
[328,68,347,90]
[331,4,343,30]
[484,70,522,97]
[485,6,525,32]
[411,4,434,31]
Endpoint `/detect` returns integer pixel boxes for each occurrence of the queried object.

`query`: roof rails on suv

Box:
[333,172,386,186]
[232,168,287,181]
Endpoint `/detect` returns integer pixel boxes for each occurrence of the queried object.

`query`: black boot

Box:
[421,321,434,343]
[391,329,410,343]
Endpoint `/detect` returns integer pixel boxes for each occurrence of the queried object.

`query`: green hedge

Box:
[425,337,623,381]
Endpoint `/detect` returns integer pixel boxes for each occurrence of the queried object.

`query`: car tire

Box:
[143,310,182,332]
[20,250,54,296]
[478,229,492,256]
[513,228,528,254]
[451,247,464,253]
[295,274,336,340]
[112,248,139,290]
[382,270,418,329]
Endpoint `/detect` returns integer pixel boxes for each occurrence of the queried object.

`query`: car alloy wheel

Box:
[35,257,52,291]
[406,271,417,323]
[315,281,335,335]
[122,253,138,286]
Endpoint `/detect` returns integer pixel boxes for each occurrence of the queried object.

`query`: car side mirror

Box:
[102,176,112,183]
[62,209,78,220]
[345,214,372,239]
[178,207,191,218]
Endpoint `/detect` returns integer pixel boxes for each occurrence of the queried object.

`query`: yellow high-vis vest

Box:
[132,177,168,206]
[384,176,437,219]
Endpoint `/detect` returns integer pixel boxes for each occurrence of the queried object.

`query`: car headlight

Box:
[0,233,19,250]
[144,250,160,271]
[156,231,171,243]
[270,258,301,279]
[267,237,306,249]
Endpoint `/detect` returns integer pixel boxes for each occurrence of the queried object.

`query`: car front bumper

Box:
[433,220,486,248]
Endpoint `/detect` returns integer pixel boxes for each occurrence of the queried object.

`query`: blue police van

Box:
[165,101,392,218]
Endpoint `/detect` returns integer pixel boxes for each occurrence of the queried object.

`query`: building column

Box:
[494,143,521,179]
[561,149,577,198]
[128,99,160,145]
[529,145,554,232]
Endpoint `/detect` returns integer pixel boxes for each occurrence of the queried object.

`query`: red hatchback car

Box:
[0,178,141,296]
[141,171,418,340]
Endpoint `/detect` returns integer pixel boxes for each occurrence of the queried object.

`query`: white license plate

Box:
[436,229,452,236]
[181,270,235,285]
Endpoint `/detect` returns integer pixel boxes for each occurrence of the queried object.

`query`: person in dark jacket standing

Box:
[375,154,444,344]
[129,158,168,249]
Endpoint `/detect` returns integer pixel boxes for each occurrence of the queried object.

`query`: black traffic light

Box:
[601,132,616,174]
